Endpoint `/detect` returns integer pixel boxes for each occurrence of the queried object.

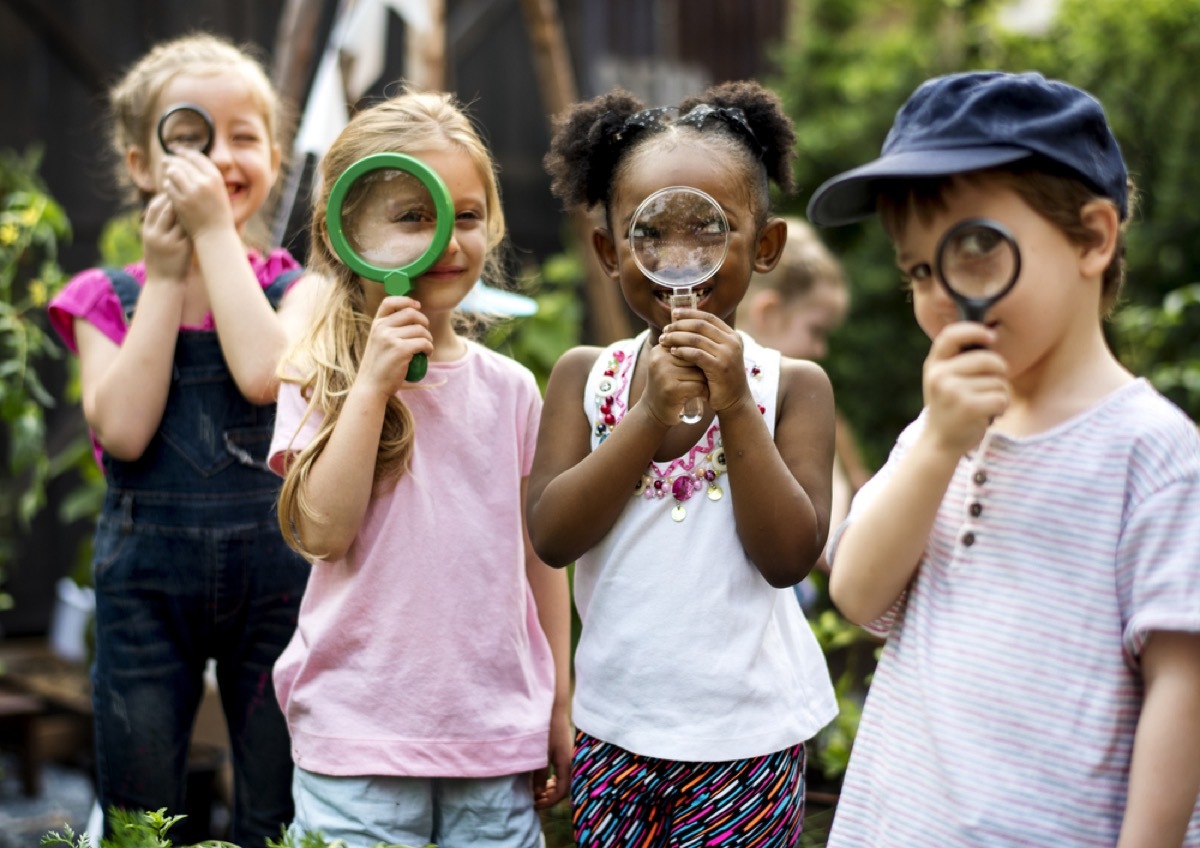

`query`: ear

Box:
[126,145,156,194]
[745,288,784,334]
[752,216,788,273]
[593,227,620,279]
[1078,199,1120,278]
[270,142,283,184]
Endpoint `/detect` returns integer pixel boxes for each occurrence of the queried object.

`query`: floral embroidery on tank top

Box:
[592,338,765,522]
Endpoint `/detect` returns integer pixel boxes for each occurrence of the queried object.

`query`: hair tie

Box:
[678,104,765,158]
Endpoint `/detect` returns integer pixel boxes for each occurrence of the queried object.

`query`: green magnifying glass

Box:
[325,153,455,382]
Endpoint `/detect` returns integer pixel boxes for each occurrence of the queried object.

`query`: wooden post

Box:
[272,0,331,153]
[519,0,631,345]
[406,0,446,91]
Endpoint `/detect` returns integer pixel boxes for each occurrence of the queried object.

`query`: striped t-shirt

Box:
[828,379,1200,846]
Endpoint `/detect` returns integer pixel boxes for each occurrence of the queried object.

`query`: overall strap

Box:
[263,267,304,309]
[103,267,142,324]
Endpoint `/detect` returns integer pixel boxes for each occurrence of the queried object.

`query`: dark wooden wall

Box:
[1,0,788,636]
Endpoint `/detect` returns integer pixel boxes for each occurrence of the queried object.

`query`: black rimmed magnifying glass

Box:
[325,152,455,383]
[157,103,215,156]
[934,217,1021,325]
[629,185,730,423]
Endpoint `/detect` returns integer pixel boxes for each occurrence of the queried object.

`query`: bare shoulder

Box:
[779,355,834,400]
[546,345,606,391]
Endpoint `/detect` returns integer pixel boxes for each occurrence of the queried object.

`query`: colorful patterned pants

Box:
[571,730,806,847]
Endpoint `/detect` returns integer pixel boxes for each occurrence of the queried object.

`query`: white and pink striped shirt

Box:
[828,379,1200,846]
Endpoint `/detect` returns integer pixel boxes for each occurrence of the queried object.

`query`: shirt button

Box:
[973,471,987,485]
[969,502,983,518]
[962,531,976,547]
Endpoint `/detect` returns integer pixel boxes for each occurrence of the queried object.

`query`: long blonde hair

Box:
[276,90,508,558]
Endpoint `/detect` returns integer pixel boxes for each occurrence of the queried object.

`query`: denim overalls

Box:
[91,268,309,847]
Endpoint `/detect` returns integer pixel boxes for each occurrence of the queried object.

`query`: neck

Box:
[996,324,1131,437]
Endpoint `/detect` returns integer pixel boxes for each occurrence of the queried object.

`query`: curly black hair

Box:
[544,80,796,220]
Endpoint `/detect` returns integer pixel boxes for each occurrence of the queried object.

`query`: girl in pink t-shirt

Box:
[46,33,315,847]
[269,90,571,848]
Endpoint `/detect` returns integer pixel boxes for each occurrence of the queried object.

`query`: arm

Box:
[829,322,1007,625]
[1118,631,1200,847]
[721,360,834,587]
[663,307,835,587]
[290,295,431,559]
[522,478,573,809]
[527,345,674,567]
[78,194,187,460]
[164,150,289,403]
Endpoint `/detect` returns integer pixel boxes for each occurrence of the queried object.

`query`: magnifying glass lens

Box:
[340,169,439,271]
[158,107,213,155]
[630,188,729,289]
[940,223,1019,300]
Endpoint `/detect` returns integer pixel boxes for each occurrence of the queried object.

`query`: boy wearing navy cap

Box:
[809,71,1200,846]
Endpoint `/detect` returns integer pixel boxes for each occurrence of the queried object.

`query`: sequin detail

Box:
[592,343,764,522]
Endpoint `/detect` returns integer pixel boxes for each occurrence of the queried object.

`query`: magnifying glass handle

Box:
[383,270,427,382]
[668,290,704,424]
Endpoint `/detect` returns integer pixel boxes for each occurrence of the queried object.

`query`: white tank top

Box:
[572,330,837,761]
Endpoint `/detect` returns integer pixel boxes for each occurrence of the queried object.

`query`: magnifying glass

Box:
[325,153,455,382]
[934,218,1021,325]
[157,103,214,157]
[629,186,730,423]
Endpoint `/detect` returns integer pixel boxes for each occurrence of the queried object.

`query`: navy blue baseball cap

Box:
[806,71,1129,227]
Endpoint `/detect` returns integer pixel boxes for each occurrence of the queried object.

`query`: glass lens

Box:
[340,169,439,271]
[939,222,1019,300]
[630,187,729,288]
[158,107,213,155]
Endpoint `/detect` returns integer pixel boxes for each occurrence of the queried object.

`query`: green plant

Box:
[0,146,77,607]
[42,807,432,848]
[1112,283,1200,420]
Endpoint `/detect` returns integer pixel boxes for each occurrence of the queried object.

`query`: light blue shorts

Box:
[290,767,544,848]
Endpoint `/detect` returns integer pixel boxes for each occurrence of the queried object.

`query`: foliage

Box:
[41,808,430,848]
[770,0,1200,462]
[0,147,78,606]
[1112,284,1200,418]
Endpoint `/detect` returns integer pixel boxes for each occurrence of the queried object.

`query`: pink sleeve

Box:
[269,379,325,476]
[255,248,304,295]
[47,268,134,353]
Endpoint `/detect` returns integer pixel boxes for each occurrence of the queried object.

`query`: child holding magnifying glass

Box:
[270,90,570,848]
[807,71,1200,845]
[46,32,313,846]
[533,81,838,846]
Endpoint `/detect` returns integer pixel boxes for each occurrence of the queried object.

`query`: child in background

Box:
[736,218,869,603]
[807,71,1200,846]
[532,82,838,846]
[271,90,571,848]
[46,33,313,846]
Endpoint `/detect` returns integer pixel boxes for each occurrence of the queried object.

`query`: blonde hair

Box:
[107,31,290,245]
[749,217,847,302]
[276,89,507,559]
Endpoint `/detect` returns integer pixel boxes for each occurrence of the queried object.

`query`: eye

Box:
[899,262,932,290]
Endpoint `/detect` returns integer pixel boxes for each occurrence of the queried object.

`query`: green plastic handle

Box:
[325,152,454,382]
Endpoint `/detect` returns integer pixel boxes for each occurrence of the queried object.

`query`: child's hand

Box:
[160,149,235,239]
[660,307,750,414]
[922,321,1008,454]
[357,295,432,398]
[642,340,707,426]
[141,193,191,284]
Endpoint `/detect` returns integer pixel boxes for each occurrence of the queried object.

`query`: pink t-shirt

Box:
[46,250,301,465]
[269,340,555,778]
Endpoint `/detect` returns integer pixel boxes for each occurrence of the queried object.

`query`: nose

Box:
[206,134,232,166]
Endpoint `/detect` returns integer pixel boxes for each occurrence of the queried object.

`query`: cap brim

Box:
[459,280,539,317]
[806,146,1033,227]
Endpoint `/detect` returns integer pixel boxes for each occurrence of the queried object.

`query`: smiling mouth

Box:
[655,286,712,305]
